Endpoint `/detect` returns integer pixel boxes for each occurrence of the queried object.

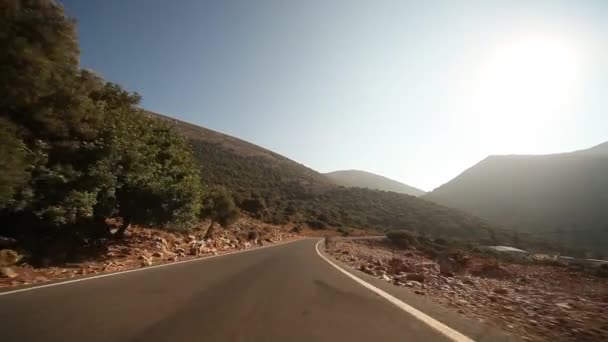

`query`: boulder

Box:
[154,237,168,247]
[0,267,18,278]
[152,252,163,258]
[388,258,412,274]
[405,273,426,283]
[360,264,376,276]
[0,249,21,267]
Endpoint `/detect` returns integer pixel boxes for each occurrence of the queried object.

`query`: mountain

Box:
[325,170,426,196]
[147,111,530,246]
[425,142,608,254]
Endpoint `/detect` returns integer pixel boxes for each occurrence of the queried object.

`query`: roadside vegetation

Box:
[161,115,549,249]
[0,1,218,262]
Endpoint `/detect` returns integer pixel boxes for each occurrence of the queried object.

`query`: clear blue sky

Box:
[61,0,608,191]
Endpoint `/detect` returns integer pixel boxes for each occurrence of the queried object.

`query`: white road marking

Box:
[0,238,304,297]
[315,240,475,342]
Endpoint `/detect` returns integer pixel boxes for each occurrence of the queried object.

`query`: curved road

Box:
[0,239,455,342]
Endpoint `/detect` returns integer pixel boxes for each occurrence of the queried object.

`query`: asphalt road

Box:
[0,239,456,342]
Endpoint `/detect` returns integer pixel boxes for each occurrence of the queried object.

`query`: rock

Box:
[141,260,152,267]
[0,266,18,278]
[175,247,186,254]
[381,274,391,282]
[360,264,376,275]
[154,236,168,245]
[556,302,572,310]
[405,273,425,283]
[371,258,384,267]
[414,290,425,295]
[244,242,252,249]
[152,252,163,258]
[415,262,439,272]
[438,255,455,276]
[457,299,469,306]
[493,287,509,295]
[168,255,178,262]
[388,258,413,274]
[0,249,21,267]
[186,235,196,242]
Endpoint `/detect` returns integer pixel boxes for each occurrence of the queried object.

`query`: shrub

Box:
[247,230,259,241]
[597,264,608,278]
[307,219,327,230]
[239,197,266,215]
[200,188,239,239]
[337,227,351,236]
[386,230,418,249]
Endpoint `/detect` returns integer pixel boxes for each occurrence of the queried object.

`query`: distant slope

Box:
[425,142,608,254]
[325,170,426,196]
[146,111,544,247]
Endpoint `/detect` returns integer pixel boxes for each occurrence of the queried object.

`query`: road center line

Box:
[0,238,303,297]
[315,239,475,342]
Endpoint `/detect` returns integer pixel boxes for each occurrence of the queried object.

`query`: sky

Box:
[61,0,608,191]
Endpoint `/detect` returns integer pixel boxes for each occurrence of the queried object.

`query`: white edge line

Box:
[0,238,305,297]
[315,239,475,342]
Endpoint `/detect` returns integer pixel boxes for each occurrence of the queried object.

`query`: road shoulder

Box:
[317,240,518,342]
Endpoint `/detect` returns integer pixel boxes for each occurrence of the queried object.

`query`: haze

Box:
[62,0,608,191]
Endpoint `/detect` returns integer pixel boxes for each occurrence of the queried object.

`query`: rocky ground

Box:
[327,238,608,342]
[0,216,301,289]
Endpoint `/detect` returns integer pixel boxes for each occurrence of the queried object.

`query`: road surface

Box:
[0,239,457,342]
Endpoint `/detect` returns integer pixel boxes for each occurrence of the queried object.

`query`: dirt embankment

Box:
[327,238,608,342]
[0,217,301,289]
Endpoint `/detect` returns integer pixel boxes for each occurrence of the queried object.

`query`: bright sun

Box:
[469,35,583,151]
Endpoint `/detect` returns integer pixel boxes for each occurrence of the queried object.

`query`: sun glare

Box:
[468,35,584,152]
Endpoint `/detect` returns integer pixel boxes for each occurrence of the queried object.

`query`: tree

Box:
[0,118,30,209]
[91,83,204,236]
[0,1,205,243]
[201,188,239,239]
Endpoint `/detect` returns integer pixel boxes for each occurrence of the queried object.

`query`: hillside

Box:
[325,170,426,196]
[147,112,528,246]
[425,142,608,254]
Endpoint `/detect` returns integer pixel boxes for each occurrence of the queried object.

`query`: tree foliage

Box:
[0,0,204,241]
[201,188,239,239]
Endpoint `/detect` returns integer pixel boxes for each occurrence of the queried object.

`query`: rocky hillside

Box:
[425,142,608,254]
[325,170,426,196]
[148,112,527,246]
